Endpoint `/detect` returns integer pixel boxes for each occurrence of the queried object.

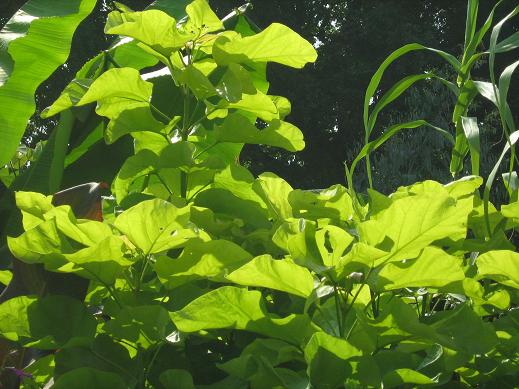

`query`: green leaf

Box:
[112,150,159,203]
[444,175,483,198]
[213,23,317,68]
[41,79,93,118]
[105,10,194,57]
[213,113,305,152]
[383,369,434,388]
[220,338,302,374]
[372,247,465,291]
[226,254,314,297]
[304,332,363,389]
[54,335,137,385]
[180,65,217,99]
[364,43,460,136]
[289,185,355,223]
[62,236,133,285]
[367,73,433,137]
[42,42,159,119]
[8,219,73,265]
[359,189,472,263]
[218,339,304,388]
[103,305,172,348]
[483,131,519,236]
[159,370,195,389]
[216,92,279,122]
[155,240,253,288]
[80,67,149,104]
[315,225,354,267]
[0,295,96,349]
[496,30,519,53]
[429,304,498,355]
[0,0,97,167]
[114,199,197,254]
[272,218,325,273]
[15,191,53,230]
[477,250,519,289]
[463,0,479,52]
[252,172,293,220]
[498,59,519,114]
[52,368,126,389]
[185,0,224,33]
[170,286,317,345]
[461,116,481,176]
[0,270,12,286]
[45,205,112,246]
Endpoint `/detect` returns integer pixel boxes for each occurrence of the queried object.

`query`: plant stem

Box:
[143,342,165,386]
[333,285,344,336]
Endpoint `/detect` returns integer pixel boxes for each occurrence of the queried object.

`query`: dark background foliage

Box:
[1,0,518,192]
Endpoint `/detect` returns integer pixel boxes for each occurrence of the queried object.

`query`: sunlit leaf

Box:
[114,199,198,254]
[155,240,253,288]
[213,23,317,68]
[170,286,317,345]
[226,254,314,297]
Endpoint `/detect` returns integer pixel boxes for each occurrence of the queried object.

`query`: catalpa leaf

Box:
[79,68,164,143]
[15,191,54,230]
[372,247,465,291]
[315,225,354,267]
[184,0,224,34]
[477,250,519,289]
[8,219,73,265]
[114,199,201,254]
[170,286,318,345]
[112,149,159,203]
[54,335,137,385]
[289,185,355,223]
[226,254,314,298]
[359,189,472,263]
[79,67,151,107]
[160,370,195,389]
[155,240,253,288]
[213,114,305,152]
[52,368,127,389]
[304,332,363,389]
[214,93,279,121]
[252,172,294,220]
[63,236,133,285]
[0,295,96,349]
[383,369,434,388]
[428,304,498,355]
[105,10,194,57]
[44,205,113,246]
[103,305,172,348]
[213,23,317,68]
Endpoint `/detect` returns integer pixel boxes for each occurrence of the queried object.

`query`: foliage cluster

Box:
[1,0,519,388]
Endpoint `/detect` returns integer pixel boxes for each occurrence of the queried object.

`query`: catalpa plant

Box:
[1,0,519,388]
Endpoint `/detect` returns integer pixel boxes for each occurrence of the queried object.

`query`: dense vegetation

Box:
[0,0,519,388]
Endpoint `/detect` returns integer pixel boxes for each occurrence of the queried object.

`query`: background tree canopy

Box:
[1,0,518,191]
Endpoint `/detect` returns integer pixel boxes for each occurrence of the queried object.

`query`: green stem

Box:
[137,255,150,292]
[370,289,379,318]
[143,342,165,386]
[154,172,173,196]
[150,104,173,123]
[193,142,218,159]
[333,285,344,336]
